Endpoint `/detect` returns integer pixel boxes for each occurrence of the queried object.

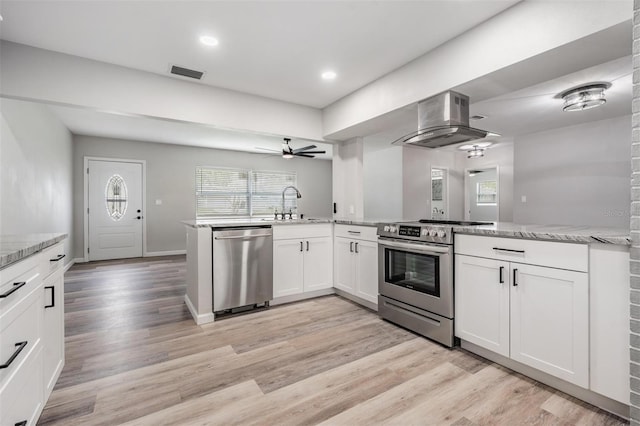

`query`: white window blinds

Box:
[196,167,297,218]
[476,180,497,205]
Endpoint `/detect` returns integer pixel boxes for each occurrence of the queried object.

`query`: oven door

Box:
[378,238,453,319]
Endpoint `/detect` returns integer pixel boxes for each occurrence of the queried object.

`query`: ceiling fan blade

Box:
[297,150,326,154]
[295,153,315,158]
[292,144,317,153]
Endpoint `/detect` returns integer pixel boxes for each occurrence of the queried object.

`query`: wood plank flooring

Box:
[39,256,627,425]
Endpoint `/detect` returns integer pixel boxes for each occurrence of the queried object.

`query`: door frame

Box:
[83,156,147,262]
[464,165,500,222]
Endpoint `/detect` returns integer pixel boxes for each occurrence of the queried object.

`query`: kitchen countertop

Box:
[453,222,630,246]
[182,218,333,228]
[0,233,68,269]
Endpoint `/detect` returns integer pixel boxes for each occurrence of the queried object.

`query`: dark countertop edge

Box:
[0,233,68,270]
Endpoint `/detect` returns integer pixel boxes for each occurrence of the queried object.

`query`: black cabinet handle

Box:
[0,341,27,369]
[49,254,65,262]
[493,247,525,254]
[499,266,504,284]
[513,268,518,286]
[299,241,303,252]
[349,242,353,253]
[15,421,27,426]
[306,241,309,251]
[45,286,55,308]
[0,282,26,299]
[355,242,359,254]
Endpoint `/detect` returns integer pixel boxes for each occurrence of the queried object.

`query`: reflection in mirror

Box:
[465,166,499,222]
[431,167,448,220]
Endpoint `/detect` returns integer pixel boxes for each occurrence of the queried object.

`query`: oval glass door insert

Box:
[105,174,128,221]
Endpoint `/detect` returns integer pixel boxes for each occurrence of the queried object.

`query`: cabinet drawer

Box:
[0,282,42,385]
[0,344,44,426]
[0,257,41,317]
[454,234,587,272]
[273,224,332,240]
[334,224,378,242]
[39,242,65,279]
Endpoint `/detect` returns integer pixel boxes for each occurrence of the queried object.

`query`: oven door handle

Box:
[379,239,450,255]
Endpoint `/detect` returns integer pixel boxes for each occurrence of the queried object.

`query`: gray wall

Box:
[363,133,403,220]
[0,98,73,261]
[514,115,630,228]
[73,135,332,257]
[630,5,639,423]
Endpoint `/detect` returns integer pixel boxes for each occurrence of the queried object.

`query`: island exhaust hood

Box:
[392,91,489,148]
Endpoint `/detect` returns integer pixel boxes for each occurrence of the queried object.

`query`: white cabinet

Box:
[333,225,378,305]
[41,242,66,400]
[455,235,589,388]
[273,224,333,299]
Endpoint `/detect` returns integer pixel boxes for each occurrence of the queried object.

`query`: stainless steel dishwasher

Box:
[212,226,273,313]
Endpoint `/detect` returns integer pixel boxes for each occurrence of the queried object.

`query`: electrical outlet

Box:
[155,199,163,205]
[521,195,527,203]
[349,205,355,214]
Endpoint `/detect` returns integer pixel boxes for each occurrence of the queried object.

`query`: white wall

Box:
[363,132,403,220]
[459,142,514,223]
[73,135,332,257]
[0,41,325,142]
[513,115,630,228]
[322,1,631,138]
[332,138,364,220]
[402,146,462,221]
[0,98,73,261]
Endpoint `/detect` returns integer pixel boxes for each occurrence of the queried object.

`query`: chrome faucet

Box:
[281,186,302,219]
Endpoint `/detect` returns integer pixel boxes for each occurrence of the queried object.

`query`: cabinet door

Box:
[303,237,333,292]
[354,240,378,304]
[455,255,510,357]
[333,237,355,295]
[43,270,65,400]
[273,240,304,298]
[510,263,588,387]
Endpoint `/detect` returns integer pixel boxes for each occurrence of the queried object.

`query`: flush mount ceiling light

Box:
[199,35,219,47]
[467,146,485,159]
[321,71,337,80]
[559,82,611,112]
[459,142,492,151]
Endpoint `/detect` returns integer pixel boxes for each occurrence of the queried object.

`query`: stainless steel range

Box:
[377,219,486,347]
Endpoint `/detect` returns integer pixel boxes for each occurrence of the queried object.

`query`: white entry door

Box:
[88,160,143,261]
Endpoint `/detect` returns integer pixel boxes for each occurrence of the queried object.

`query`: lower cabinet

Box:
[42,268,65,400]
[334,235,378,305]
[273,225,333,299]
[455,247,589,388]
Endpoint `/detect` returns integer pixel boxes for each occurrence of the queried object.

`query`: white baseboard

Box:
[145,250,187,257]
[184,294,215,325]
[64,258,80,272]
[270,288,335,306]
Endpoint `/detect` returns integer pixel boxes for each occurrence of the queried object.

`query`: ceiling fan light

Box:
[560,83,610,112]
[282,153,294,159]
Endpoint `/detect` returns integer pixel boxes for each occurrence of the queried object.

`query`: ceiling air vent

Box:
[470,114,486,120]
[170,65,204,80]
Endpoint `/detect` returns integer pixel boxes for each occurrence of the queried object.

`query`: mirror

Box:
[465,166,499,222]
[431,167,448,220]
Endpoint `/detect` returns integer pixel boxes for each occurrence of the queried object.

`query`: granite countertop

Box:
[0,233,68,269]
[182,218,333,228]
[453,222,630,246]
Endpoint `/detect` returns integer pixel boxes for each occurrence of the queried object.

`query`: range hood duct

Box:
[392,91,489,148]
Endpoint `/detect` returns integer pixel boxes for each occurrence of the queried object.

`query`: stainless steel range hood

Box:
[392,91,489,148]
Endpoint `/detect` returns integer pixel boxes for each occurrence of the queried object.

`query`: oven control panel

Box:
[398,226,421,237]
[377,222,452,244]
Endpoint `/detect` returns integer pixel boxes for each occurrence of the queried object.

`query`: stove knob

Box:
[437,230,447,238]
[428,229,437,237]
[389,226,397,233]
[421,229,429,237]
[383,225,390,232]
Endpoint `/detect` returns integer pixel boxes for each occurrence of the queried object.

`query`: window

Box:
[476,180,497,205]
[105,174,128,221]
[196,166,297,218]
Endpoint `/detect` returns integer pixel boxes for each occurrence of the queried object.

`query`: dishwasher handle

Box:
[214,233,272,240]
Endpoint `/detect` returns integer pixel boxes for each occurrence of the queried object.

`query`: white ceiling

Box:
[47,105,334,160]
[0,0,518,108]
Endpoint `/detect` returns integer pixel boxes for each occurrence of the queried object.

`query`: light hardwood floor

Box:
[39,256,627,425]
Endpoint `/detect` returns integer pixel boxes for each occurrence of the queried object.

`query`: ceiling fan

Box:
[256,138,326,159]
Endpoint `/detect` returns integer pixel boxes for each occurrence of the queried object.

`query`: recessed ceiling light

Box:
[199,36,219,47]
[321,71,337,80]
